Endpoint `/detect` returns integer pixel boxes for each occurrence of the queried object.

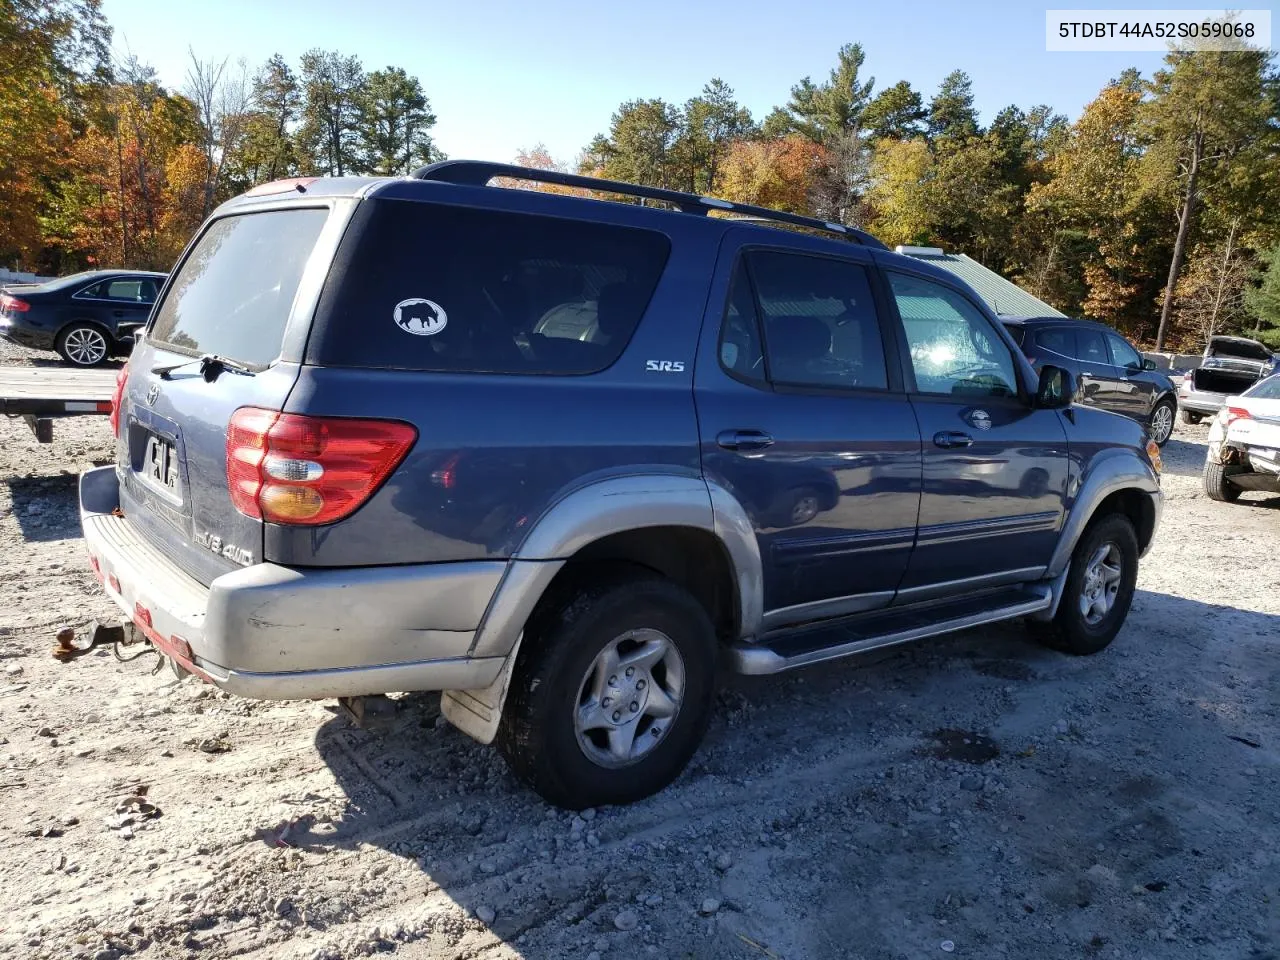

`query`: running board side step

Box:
[729,584,1053,676]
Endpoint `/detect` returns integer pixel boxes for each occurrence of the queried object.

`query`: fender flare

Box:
[1044,449,1161,580]
[468,473,763,660]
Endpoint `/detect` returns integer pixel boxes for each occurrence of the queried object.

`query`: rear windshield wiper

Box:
[152,354,256,381]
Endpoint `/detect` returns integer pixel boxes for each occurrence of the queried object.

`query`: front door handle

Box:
[933,431,973,449]
[717,429,774,452]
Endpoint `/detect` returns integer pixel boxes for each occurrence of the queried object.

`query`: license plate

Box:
[141,435,180,497]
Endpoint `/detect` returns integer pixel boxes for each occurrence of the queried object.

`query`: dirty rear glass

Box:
[310,200,670,374]
[149,208,329,367]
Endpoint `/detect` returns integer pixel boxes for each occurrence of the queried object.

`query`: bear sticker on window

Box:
[393,298,448,336]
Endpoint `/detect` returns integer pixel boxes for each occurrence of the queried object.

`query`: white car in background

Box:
[1203,374,1280,503]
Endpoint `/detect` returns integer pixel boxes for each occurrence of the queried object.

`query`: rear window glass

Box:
[149,208,328,367]
[1245,375,1280,399]
[310,200,671,374]
[1035,328,1073,356]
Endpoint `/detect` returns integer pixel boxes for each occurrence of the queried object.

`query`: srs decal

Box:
[645,360,685,373]
[393,298,448,336]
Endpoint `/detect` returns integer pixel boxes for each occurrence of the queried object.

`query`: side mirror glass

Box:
[1141,358,1158,371]
[1036,365,1074,409]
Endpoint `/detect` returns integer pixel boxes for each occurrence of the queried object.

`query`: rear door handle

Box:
[717,429,774,452]
[933,431,973,449]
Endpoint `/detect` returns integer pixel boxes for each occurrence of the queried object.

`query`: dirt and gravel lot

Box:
[0,338,1277,960]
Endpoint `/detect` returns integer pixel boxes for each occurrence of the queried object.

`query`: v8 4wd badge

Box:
[193,529,254,567]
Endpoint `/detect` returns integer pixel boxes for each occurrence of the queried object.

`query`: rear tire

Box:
[56,322,111,367]
[1181,410,1203,425]
[496,572,717,809]
[1203,460,1242,503]
[1148,398,1176,446]
[1029,513,1138,656]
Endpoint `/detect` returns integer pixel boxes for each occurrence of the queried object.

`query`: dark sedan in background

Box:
[0,269,166,366]
[1003,316,1179,445]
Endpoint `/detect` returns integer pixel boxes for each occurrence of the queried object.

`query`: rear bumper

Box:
[1177,387,1227,415]
[0,317,55,350]
[79,466,506,699]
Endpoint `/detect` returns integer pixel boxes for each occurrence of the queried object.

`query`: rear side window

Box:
[719,265,767,385]
[311,200,671,375]
[748,251,888,390]
[150,208,329,367]
[1035,328,1074,357]
[1076,328,1109,365]
[1004,324,1025,346]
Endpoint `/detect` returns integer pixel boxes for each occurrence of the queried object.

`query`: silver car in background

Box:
[1178,335,1277,424]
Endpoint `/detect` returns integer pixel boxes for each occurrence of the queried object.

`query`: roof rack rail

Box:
[410,160,887,249]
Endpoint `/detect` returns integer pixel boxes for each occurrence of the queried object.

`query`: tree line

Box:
[2,0,440,275]
[3,2,1279,349]
[535,42,1280,351]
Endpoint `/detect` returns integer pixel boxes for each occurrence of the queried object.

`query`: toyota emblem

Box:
[145,383,161,406]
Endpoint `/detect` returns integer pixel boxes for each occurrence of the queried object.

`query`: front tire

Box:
[1203,461,1242,503]
[1148,398,1176,446]
[1181,409,1203,425]
[56,323,111,367]
[1029,513,1138,656]
[496,573,717,809]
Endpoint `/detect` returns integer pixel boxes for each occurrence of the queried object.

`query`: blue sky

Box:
[101,0,1184,163]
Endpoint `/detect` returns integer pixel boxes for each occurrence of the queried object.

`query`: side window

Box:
[719,265,766,385]
[1035,328,1075,358]
[1076,328,1109,365]
[887,272,1020,399]
[748,251,888,390]
[310,201,670,375]
[138,280,159,304]
[1106,333,1142,369]
[76,281,105,299]
[105,279,143,301]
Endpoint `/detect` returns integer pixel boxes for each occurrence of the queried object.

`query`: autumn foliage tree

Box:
[718,135,832,213]
[1,0,111,267]
[5,5,1279,356]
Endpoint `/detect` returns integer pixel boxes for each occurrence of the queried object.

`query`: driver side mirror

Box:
[1141,357,1158,371]
[1036,365,1075,409]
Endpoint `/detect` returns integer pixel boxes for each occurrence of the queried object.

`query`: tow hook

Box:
[52,621,159,669]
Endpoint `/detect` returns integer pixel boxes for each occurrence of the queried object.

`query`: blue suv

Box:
[79,162,1163,808]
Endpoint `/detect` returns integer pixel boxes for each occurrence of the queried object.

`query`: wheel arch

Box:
[1046,451,1161,579]
[56,317,116,359]
[446,475,761,747]
[470,475,761,662]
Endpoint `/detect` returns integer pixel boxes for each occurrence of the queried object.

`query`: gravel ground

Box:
[0,339,1277,960]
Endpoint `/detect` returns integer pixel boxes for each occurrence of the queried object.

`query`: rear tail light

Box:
[109,364,129,437]
[0,293,30,313]
[1224,406,1252,425]
[226,408,416,525]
